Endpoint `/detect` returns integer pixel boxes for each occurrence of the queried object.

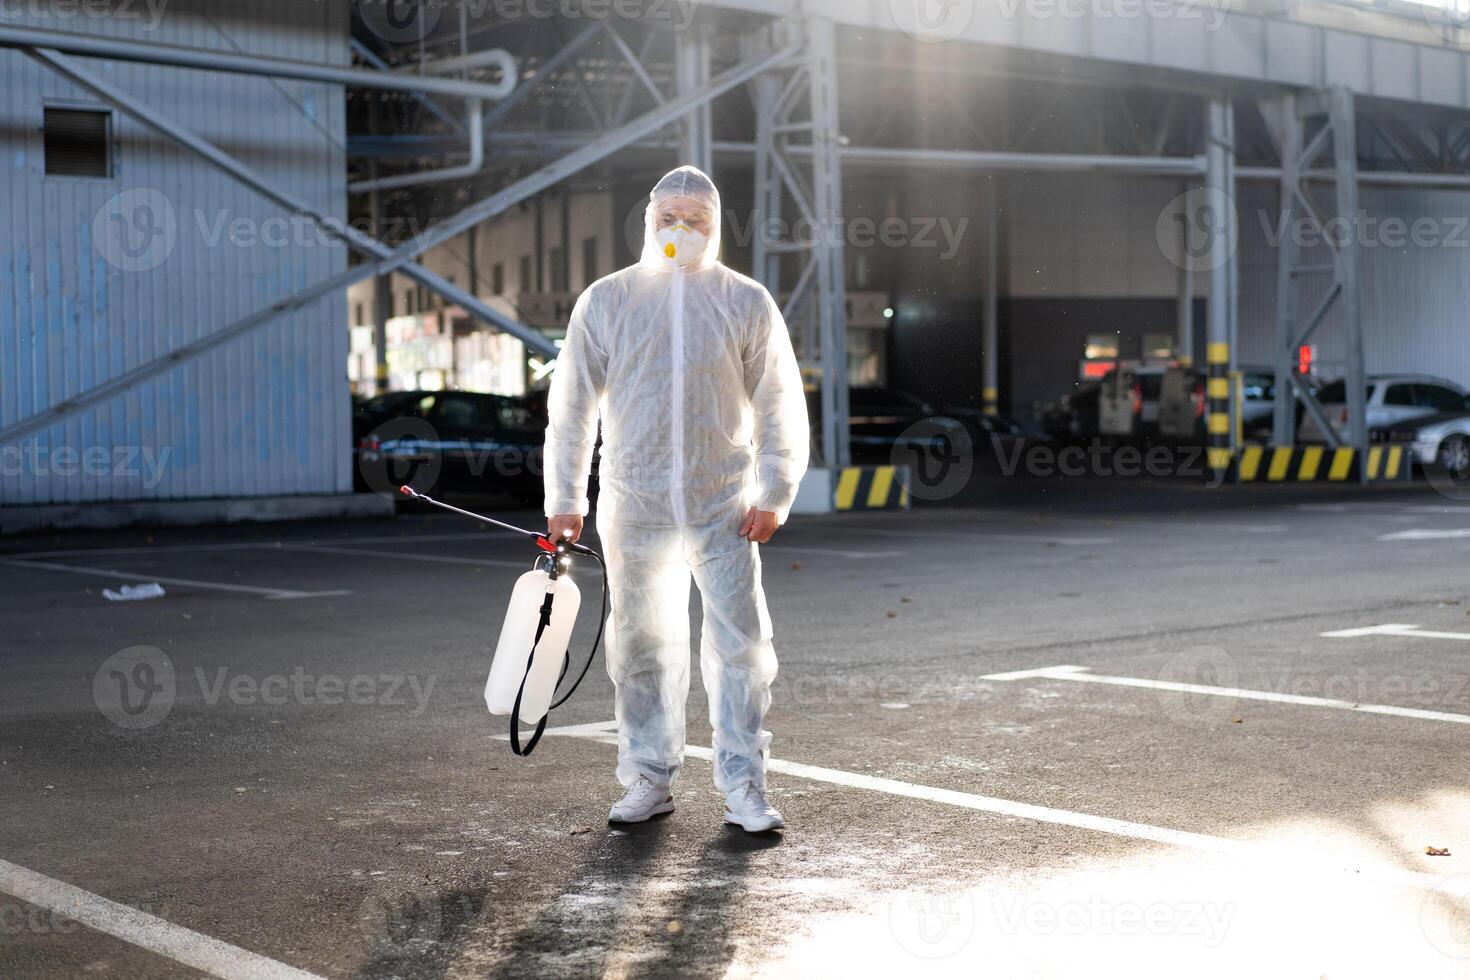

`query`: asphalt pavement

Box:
[3,477,1470,978]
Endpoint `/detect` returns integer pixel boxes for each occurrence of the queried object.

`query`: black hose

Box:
[549,548,608,711]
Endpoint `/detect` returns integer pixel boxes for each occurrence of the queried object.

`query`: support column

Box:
[809,18,850,468]
[676,22,713,173]
[371,184,391,395]
[1175,231,1193,367]
[1272,95,1303,447]
[1271,88,1367,467]
[1331,88,1368,462]
[1205,96,1239,469]
[750,68,783,296]
[982,179,1000,416]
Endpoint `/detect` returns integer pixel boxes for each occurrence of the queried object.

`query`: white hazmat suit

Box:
[544,166,809,792]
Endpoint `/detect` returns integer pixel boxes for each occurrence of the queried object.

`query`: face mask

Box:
[655,223,708,267]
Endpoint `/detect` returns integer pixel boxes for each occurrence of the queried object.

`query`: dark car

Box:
[354,390,548,504]
[1038,383,1101,443]
[809,386,1022,462]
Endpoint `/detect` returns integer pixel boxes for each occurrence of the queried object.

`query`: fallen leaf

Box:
[901,597,913,603]
[1231,718,1243,724]
[887,611,898,619]
[790,562,803,571]
[569,827,593,836]
[1427,846,1452,857]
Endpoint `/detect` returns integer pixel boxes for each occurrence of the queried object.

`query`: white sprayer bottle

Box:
[485,562,582,725]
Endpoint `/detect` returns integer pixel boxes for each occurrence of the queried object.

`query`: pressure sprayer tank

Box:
[485,569,582,725]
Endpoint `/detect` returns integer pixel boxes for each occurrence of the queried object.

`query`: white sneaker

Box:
[608,775,675,824]
[723,782,785,833]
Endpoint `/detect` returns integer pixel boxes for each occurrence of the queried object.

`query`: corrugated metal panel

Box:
[0,0,350,505]
[1237,183,1470,387]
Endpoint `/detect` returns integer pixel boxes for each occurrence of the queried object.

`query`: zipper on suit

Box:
[670,267,686,525]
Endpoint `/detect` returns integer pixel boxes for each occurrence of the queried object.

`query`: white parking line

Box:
[0,559,351,601]
[1323,623,1470,643]
[521,721,1453,895]
[981,664,1470,726]
[0,858,324,980]
[1378,528,1470,541]
[825,527,1117,547]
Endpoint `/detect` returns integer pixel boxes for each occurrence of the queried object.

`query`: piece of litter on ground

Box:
[1427,846,1452,857]
[886,611,898,619]
[569,827,593,837]
[881,703,910,710]
[666,920,683,934]
[435,850,464,856]
[234,787,247,794]
[102,583,166,602]
[901,597,913,603]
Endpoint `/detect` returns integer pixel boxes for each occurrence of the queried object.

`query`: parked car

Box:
[354,390,549,503]
[812,386,1023,460]
[1038,383,1101,443]
[1374,391,1470,478]
[1054,365,1281,443]
[1298,375,1468,444]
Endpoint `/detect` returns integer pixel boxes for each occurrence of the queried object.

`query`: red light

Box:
[1297,345,1314,376]
[358,435,381,452]
[1193,382,1206,419]
[1131,383,1143,417]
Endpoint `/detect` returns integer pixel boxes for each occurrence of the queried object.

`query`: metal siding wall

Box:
[1237,182,1470,386]
[0,0,349,505]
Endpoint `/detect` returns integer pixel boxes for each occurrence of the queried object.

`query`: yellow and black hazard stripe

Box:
[1226,445,1410,483]
[834,466,911,511]
[1205,342,1233,473]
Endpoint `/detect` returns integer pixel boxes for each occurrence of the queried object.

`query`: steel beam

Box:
[0,23,515,100]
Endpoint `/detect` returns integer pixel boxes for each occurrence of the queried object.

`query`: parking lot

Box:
[4,479,1470,978]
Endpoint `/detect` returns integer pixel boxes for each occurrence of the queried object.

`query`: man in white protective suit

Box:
[543,165,809,833]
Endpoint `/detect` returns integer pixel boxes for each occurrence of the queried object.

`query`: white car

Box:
[1378,398,1470,474]
[1297,375,1468,445]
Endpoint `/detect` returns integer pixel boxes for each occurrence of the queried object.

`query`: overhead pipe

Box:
[396,46,516,88]
[349,99,484,193]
